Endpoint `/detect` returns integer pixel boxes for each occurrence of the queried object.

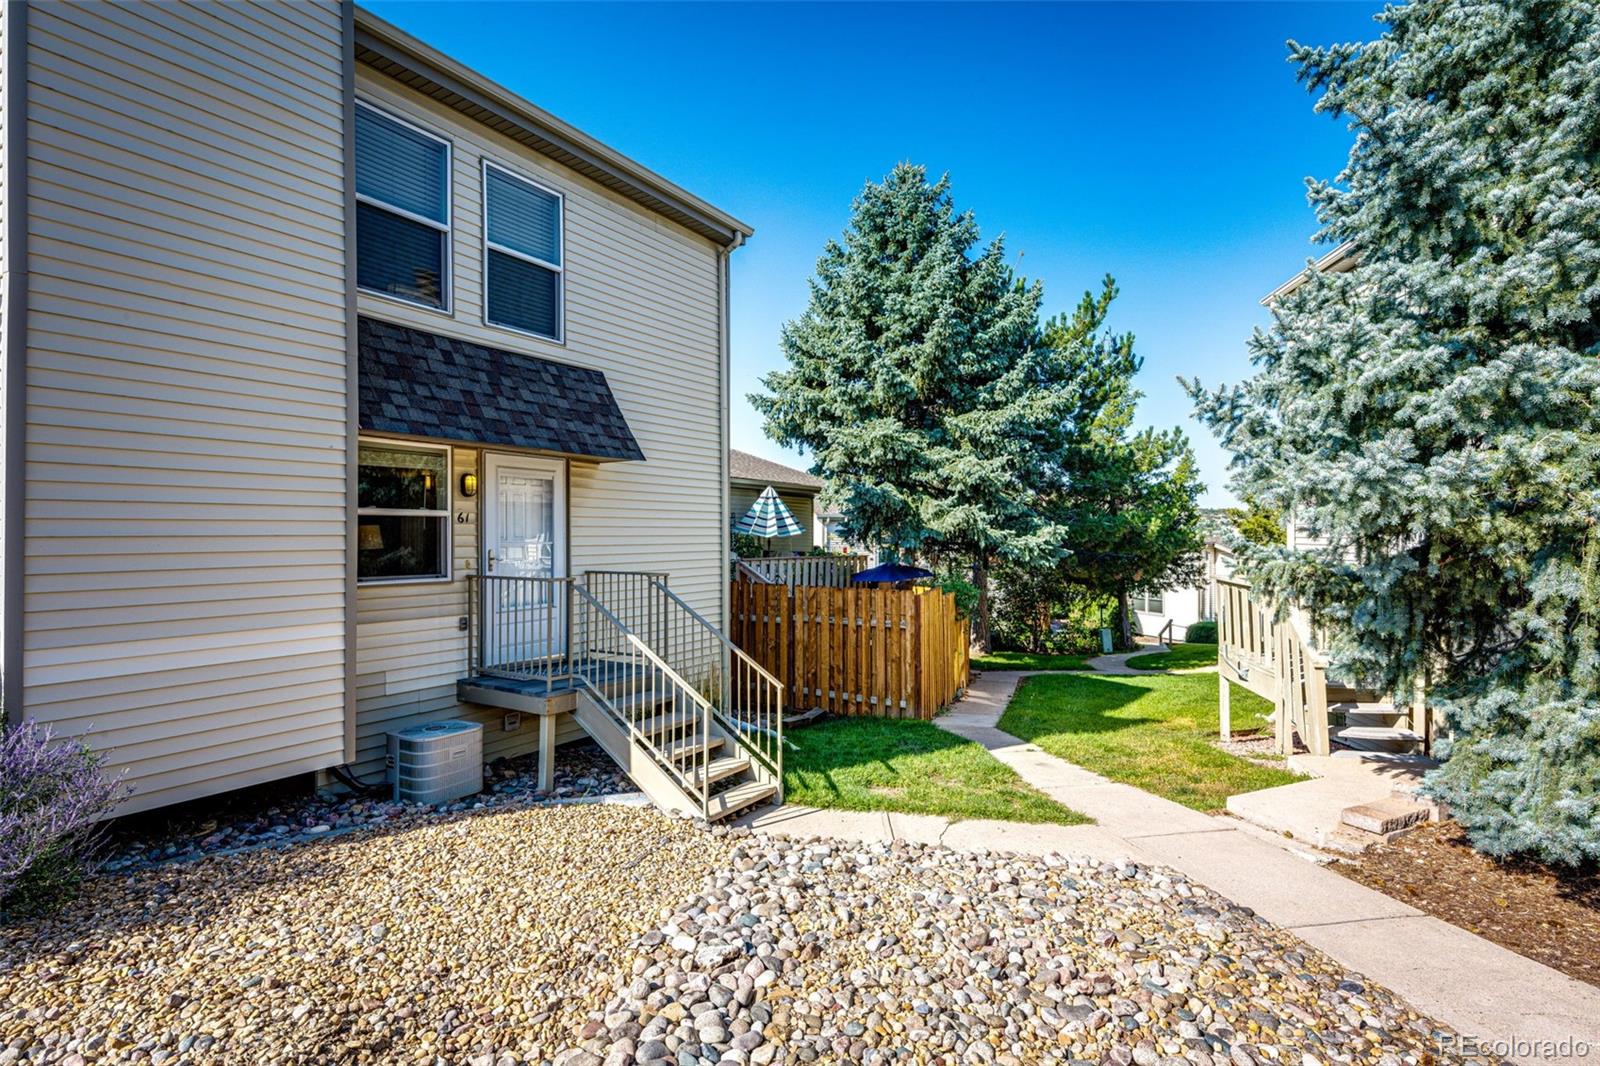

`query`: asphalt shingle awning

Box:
[358,317,644,462]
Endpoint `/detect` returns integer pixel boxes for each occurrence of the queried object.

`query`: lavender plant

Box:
[1,722,127,917]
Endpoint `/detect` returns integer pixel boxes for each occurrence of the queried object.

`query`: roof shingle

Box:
[729,449,822,492]
[358,317,644,462]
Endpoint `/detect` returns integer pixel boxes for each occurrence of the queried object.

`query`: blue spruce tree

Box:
[1187,0,1600,863]
[755,165,1090,650]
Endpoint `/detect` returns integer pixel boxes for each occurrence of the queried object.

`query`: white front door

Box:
[482,454,567,669]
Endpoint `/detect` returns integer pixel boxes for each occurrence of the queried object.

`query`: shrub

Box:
[934,573,980,621]
[730,525,764,559]
[1,723,126,919]
[1185,620,1217,644]
[990,563,1114,654]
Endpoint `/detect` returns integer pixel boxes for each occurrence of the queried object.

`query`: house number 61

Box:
[456,512,473,524]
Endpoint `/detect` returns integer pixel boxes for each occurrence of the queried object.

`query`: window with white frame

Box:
[1132,590,1164,614]
[483,162,563,340]
[355,102,451,310]
[358,442,450,582]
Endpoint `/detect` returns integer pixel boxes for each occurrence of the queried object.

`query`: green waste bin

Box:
[1099,627,1114,654]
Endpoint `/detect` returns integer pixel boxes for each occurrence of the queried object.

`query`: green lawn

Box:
[997,672,1300,811]
[971,651,1090,671]
[1124,642,1218,671]
[783,717,1090,825]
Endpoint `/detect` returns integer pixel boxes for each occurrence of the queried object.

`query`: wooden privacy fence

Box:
[729,582,970,719]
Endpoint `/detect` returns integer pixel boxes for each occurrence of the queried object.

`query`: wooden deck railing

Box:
[1216,576,1331,755]
[734,554,871,589]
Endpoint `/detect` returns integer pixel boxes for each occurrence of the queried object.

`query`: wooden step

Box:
[1329,702,1407,717]
[705,780,777,822]
[1336,725,1422,743]
[612,689,677,720]
[631,707,700,737]
[692,755,751,789]
[660,734,725,763]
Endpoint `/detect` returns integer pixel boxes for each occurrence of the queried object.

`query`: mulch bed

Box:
[1337,820,1600,988]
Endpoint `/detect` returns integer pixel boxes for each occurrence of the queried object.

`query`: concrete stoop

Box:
[1227,753,1442,854]
[1340,796,1434,836]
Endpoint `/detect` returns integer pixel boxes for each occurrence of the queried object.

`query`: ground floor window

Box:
[1132,590,1164,614]
[358,441,451,582]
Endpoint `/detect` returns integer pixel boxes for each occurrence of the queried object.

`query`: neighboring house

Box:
[1263,241,1360,558]
[1213,246,1427,768]
[729,450,821,556]
[1131,539,1234,642]
[0,3,770,817]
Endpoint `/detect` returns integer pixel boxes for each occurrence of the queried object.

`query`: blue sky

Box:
[367,1,1382,506]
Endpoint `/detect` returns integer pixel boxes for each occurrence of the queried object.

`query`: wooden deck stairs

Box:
[1217,578,1430,758]
[1216,577,1440,850]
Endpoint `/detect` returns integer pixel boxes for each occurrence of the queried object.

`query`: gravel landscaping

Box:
[2,805,731,1066]
[4,802,1481,1066]
[569,835,1481,1066]
[102,741,632,873]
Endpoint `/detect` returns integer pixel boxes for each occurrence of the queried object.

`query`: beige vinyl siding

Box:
[730,484,817,556]
[2,1,9,694]
[351,68,726,762]
[355,71,724,613]
[20,0,349,813]
[352,446,583,780]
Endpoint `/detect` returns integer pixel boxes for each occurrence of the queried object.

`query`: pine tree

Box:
[1187,0,1600,863]
[1048,290,1205,647]
[1226,500,1286,548]
[754,165,1085,649]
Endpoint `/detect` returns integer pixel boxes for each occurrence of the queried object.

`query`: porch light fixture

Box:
[460,472,479,498]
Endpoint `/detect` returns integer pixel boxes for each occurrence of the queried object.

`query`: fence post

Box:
[1218,669,1231,739]
[912,593,927,717]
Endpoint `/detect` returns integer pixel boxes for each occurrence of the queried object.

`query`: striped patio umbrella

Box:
[735,485,803,551]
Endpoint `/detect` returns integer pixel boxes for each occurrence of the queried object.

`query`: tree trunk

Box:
[1117,584,1133,650]
[973,556,993,654]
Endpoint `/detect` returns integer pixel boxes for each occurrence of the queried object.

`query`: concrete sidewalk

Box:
[740,802,1140,865]
[750,668,1600,1063]
[944,670,1600,1062]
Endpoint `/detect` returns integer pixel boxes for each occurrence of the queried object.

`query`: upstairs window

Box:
[356,102,451,310]
[483,162,563,340]
[358,442,450,583]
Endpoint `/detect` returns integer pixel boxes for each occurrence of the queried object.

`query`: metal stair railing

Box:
[583,573,784,795]
[569,581,715,817]
[648,579,784,792]
[467,574,575,683]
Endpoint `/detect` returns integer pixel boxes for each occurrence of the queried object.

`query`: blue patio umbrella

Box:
[736,485,804,552]
[851,562,934,585]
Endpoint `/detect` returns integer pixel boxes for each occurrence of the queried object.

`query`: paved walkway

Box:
[1084,646,1169,675]
[747,667,1600,1063]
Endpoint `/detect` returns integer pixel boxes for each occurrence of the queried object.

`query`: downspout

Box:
[3,1,31,727]
[339,0,359,762]
[718,232,745,635]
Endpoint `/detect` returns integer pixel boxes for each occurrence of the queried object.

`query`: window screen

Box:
[484,163,562,339]
[355,103,450,309]
[358,443,450,582]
